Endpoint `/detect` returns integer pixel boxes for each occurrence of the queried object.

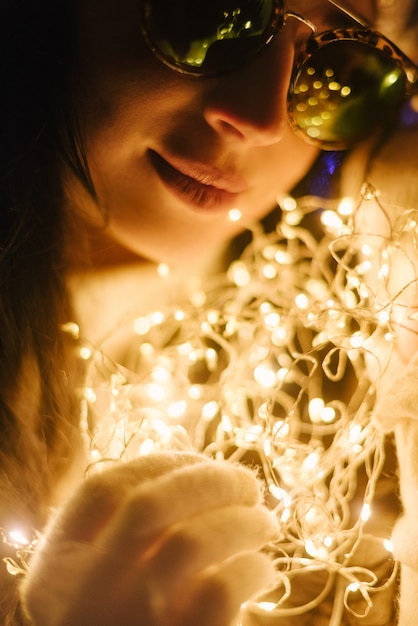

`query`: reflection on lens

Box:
[289,40,406,149]
[142,0,279,75]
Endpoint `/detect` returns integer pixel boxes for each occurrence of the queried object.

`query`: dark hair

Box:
[0,2,88,622]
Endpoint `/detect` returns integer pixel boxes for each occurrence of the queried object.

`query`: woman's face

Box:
[67,0,375,267]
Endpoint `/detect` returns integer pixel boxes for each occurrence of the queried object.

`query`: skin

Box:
[66,0,376,268]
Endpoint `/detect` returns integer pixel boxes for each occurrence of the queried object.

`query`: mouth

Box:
[148,149,246,211]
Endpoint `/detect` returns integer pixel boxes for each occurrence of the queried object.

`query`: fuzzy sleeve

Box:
[372,351,418,624]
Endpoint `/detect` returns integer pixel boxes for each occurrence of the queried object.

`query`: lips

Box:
[148,149,246,211]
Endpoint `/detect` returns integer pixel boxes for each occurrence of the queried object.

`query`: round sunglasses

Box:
[139,0,418,150]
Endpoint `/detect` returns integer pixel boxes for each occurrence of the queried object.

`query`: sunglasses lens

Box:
[141,0,280,75]
[289,39,407,149]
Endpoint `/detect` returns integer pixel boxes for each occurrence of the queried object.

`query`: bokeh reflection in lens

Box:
[289,40,406,149]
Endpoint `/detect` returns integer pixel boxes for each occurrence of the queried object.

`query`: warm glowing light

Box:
[9,530,29,547]
[134,316,151,335]
[228,208,242,222]
[254,364,277,389]
[84,387,96,404]
[221,415,233,433]
[338,197,355,216]
[281,195,298,211]
[157,262,170,278]
[305,539,318,558]
[62,321,80,339]
[191,289,206,307]
[264,312,281,328]
[75,185,399,622]
[258,602,277,612]
[309,397,325,423]
[302,451,320,472]
[263,264,278,279]
[202,401,219,421]
[356,260,372,275]
[348,424,363,444]
[350,332,366,349]
[384,538,394,553]
[140,342,154,356]
[275,249,293,264]
[140,438,156,455]
[146,383,166,402]
[167,401,187,419]
[361,503,371,522]
[79,346,92,360]
[229,261,251,286]
[174,309,185,321]
[150,311,164,325]
[295,293,309,309]
[188,385,202,400]
[152,366,171,384]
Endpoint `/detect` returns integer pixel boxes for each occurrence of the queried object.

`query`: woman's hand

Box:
[21,452,278,626]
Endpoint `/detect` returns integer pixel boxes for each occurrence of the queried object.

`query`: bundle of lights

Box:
[74,183,413,622]
[7,183,415,622]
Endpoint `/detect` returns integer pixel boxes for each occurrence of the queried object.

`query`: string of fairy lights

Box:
[4,182,418,622]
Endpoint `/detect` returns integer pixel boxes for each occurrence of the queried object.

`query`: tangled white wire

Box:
[73,183,412,620]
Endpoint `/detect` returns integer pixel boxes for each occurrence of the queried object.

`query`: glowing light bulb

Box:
[84,387,97,404]
[140,342,154,356]
[302,451,320,472]
[384,538,394,553]
[361,503,371,522]
[174,309,185,321]
[263,264,277,279]
[61,321,80,338]
[202,401,219,421]
[258,602,277,613]
[229,261,251,287]
[378,263,390,280]
[254,364,277,389]
[309,397,325,423]
[350,332,365,349]
[338,197,355,216]
[9,530,29,546]
[349,424,363,444]
[275,249,293,264]
[264,312,281,328]
[140,438,156,455]
[281,196,297,212]
[305,539,318,558]
[79,346,92,360]
[228,208,242,222]
[167,401,187,419]
[157,262,170,278]
[188,385,202,400]
[321,210,343,229]
[146,383,166,402]
[150,311,164,325]
[321,407,336,424]
[134,316,152,335]
[152,366,171,384]
[295,293,309,309]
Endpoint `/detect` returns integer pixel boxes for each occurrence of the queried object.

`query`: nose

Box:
[203,32,295,147]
